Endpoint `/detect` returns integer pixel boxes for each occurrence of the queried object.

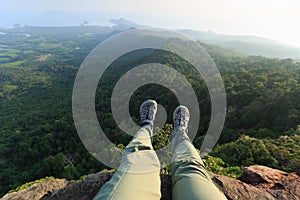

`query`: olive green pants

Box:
[93,125,227,200]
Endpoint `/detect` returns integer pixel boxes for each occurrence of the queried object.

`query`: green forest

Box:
[0,26,299,196]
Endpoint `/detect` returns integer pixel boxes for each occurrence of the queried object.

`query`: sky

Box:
[1,0,300,47]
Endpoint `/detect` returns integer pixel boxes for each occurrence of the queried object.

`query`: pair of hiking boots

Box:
[139,99,189,131]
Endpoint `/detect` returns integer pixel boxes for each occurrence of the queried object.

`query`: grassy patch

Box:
[9,177,55,193]
[0,49,21,58]
[1,60,26,67]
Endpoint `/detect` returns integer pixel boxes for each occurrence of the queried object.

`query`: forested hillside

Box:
[0,27,299,197]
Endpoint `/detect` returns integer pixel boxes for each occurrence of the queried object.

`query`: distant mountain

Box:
[179,29,300,59]
[107,19,300,59]
[109,18,146,30]
[1,17,299,59]
[69,18,300,59]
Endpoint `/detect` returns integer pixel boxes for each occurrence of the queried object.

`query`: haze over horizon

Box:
[1,0,300,48]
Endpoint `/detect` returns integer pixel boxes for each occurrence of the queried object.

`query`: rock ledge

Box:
[1,166,300,200]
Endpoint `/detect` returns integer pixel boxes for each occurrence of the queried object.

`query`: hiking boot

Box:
[140,99,157,127]
[173,105,190,131]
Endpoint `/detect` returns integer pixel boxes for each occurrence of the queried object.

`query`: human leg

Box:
[93,100,161,200]
[171,106,227,200]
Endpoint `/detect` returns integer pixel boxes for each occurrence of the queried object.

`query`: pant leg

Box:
[171,127,227,200]
[93,125,161,200]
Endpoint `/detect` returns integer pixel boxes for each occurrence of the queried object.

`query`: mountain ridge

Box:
[111,19,300,59]
[1,18,299,59]
[1,23,300,198]
[2,165,300,200]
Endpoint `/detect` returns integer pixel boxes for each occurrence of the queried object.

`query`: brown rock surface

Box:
[238,165,300,200]
[40,173,172,200]
[210,173,275,200]
[1,179,67,200]
[1,166,299,200]
[42,172,114,200]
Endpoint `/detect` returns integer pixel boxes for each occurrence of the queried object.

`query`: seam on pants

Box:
[108,162,131,200]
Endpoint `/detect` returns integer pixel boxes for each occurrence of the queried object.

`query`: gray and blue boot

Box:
[140,99,158,128]
[173,105,190,132]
